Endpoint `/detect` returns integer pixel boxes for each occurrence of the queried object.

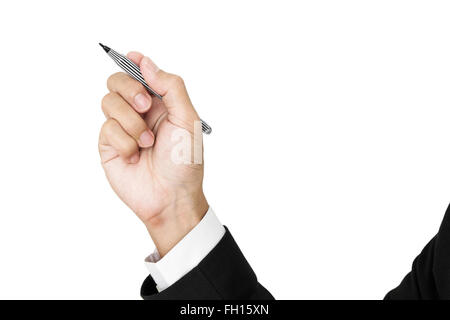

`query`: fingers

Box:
[127,51,144,65]
[99,118,140,164]
[138,56,200,128]
[102,92,155,148]
[107,72,152,113]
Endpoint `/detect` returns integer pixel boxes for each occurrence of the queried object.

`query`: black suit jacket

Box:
[141,227,273,300]
[141,205,450,300]
[385,204,450,299]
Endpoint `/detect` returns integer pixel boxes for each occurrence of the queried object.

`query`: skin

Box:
[98,52,208,257]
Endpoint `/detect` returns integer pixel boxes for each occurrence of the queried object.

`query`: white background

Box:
[0,0,449,299]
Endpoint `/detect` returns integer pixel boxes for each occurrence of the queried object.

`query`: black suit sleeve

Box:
[141,227,274,300]
[385,204,450,300]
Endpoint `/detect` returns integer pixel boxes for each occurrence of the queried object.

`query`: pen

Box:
[99,43,212,134]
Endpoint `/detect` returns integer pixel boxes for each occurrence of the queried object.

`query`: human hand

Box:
[98,52,208,256]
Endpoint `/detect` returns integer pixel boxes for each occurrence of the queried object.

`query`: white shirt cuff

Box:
[145,207,225,292]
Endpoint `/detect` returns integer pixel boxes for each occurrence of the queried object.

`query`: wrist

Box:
[144,191,209,257]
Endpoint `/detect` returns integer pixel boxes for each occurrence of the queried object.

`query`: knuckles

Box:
[106,72,126,90]
[168,74,185,90]
[106,72,124,89]
[107,72,145,98]
[101,92,146,139]
[101,118,117,137]
[120,141,137,158]
[101,92,117,114]
[100,119,137,157]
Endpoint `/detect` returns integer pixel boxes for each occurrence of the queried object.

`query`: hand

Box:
[98,52,208,257]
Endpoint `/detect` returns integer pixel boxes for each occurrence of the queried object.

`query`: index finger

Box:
[107,72,152,113]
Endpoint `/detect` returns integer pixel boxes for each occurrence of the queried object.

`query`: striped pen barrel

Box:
[99,43,212,134]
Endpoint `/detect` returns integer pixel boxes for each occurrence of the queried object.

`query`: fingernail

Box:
[134,93,151,112]
[141,56,159,74]
[139,129,154,148]
[130,153,140,164]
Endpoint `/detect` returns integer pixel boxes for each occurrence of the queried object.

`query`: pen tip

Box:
[99,43,110,53]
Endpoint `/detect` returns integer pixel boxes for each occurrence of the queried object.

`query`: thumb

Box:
[140,56,200,130]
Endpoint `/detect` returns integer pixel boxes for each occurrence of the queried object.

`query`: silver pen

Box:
[99,43,212,134]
